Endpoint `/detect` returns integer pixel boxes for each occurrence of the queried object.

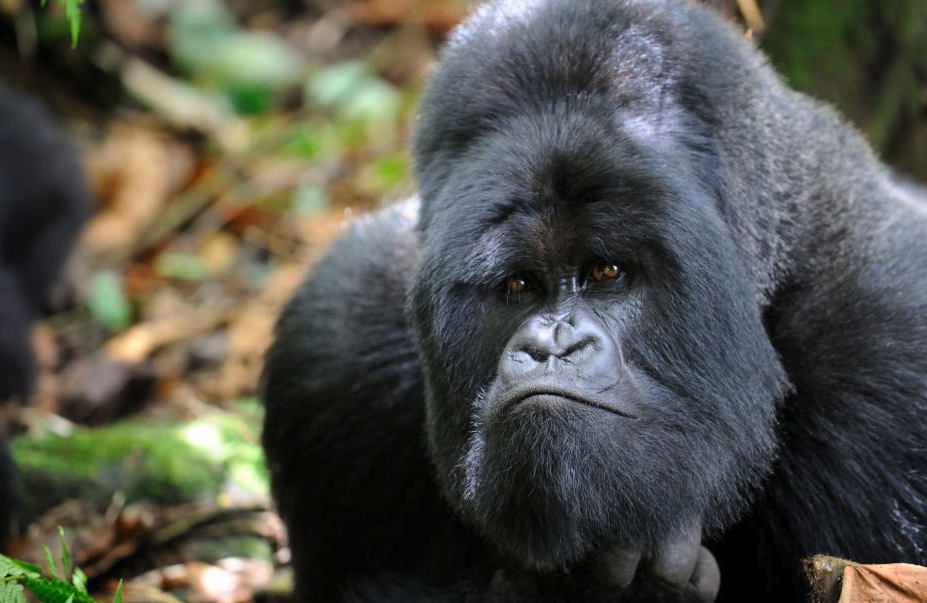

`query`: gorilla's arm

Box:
[262,200,480,601]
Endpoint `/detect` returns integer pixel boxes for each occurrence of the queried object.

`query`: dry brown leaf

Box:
[106,311,231,364]
[132,559,273,603]
[839,563,927,603]
[295,209,350,256]
[806,556,927,603]
[199,232,239,276]
[347,0,468,34]
[56,353,158,425]
[83,122,195,257]
[98,0,166,48]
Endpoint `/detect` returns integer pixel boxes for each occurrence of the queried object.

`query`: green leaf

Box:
[10,558,44,577]
[283,125,324,160]
[22,575,96,603]
[169,1,237,75]
[212,32,302,90]
[42,545,58,579]
[111,579,123,603]
[0,554,36,578]
[168,2,302,114]
[306,61,400,122]
[39,0,83,46]
[307,61,369,108]
[71,568,87,594]
[292,187,329,215]
[88,271,132,332]
[58,527,71,578]
[341,79,401,122]
[155,252,209,281]
[0,581,28,603]
[374,154,408,187]
[64,0,82,47]
[225,85,273,115]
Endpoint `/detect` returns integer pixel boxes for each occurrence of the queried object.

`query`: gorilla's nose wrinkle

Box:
[500,311,616,383]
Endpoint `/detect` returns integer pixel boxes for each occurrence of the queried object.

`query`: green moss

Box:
[185,535,274,563]
[760,0,927,179]
[12,413,268,522]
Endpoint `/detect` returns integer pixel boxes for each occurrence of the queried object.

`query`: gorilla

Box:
[262,0,927,601]
[0,84,92,541]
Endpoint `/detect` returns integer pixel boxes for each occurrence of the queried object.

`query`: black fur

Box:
[262,1,927,601]
[0,84,92,540]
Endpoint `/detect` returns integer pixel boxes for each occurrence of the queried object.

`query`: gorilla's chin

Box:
[457,401,709,570]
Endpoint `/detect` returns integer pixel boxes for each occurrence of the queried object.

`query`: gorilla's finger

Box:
[589,546,641,588]
[683,546,721,603]
[648,525,702,589]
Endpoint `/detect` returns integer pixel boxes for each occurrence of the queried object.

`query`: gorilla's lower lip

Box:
[501,387,637,419]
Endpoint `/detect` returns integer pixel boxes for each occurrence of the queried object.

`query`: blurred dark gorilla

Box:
[262,0,927,601]
[0,84,92,542]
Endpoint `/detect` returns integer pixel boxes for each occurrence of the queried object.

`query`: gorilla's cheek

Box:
[415,284,507,482]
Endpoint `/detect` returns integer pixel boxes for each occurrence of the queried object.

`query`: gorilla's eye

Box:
[589,262,623,283]
[504,274,536,295]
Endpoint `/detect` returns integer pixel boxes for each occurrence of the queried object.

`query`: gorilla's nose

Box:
[521,319,594,362]
[499,312,613,381]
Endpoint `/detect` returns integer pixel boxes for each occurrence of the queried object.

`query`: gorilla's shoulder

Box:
[281,198,419,322]
[332,198,420,274]
[265,199,421,394]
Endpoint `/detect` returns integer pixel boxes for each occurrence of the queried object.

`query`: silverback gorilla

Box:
[0,84,91,542]
[262,0,927,601]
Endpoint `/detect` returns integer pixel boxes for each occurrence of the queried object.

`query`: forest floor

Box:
[1,0,922,601]
[2,1,472,600]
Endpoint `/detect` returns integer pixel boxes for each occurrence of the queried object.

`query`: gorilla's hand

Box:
[590,526,720,603]
[485,526,720,602]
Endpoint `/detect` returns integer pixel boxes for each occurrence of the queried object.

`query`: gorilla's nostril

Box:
[516,335,597,364]
[523,345,550,363]
[560,336,595,360]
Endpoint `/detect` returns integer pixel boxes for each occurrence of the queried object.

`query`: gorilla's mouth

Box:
[500,386,637,419]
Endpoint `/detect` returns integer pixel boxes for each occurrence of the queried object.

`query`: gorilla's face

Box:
[409,115,789,570]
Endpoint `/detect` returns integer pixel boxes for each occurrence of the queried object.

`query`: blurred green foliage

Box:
[0,529,122,603]
[40,0,83,47]
[762,0,927,178]
[169,1,304,114]
[306,60,402,123]
[88,271,132,332]
[155,252,211,281]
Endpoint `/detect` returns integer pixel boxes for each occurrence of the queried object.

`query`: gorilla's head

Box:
[408,0,790,570]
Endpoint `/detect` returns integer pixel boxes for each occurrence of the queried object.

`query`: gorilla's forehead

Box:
[445,0,679,105]
[422,133,683,283]
[415,0,694,166]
